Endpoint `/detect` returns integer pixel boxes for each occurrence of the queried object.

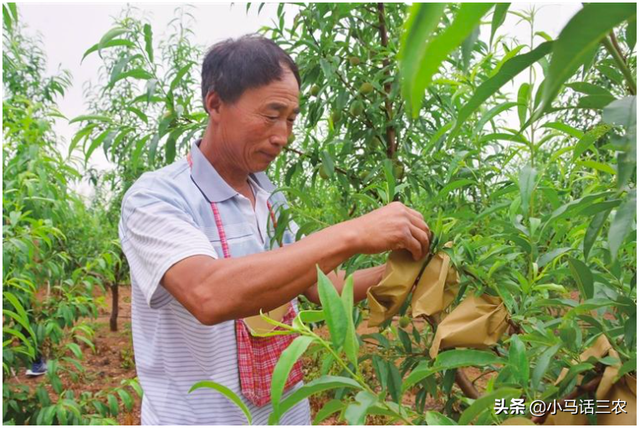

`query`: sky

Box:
[17,2,582,198]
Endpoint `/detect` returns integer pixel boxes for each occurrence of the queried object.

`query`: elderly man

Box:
[119,34,430,425]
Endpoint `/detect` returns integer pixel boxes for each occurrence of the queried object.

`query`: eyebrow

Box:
[266,102,300,115]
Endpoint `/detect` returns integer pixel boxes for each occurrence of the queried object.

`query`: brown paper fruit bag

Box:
[411,244,459,318]
[429,294,509,358]
[367,250,427,327]
[547,335,636,425]
[596,346,637,426]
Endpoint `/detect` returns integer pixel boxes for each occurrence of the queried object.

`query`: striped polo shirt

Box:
[118,139,310,424]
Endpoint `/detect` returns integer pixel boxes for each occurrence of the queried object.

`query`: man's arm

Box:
[303,265,386,304]
[161,202,430,326]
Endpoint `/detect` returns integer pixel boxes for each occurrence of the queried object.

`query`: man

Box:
[119,34,430,424]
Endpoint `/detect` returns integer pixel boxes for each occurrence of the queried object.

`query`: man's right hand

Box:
[347,201,431,261]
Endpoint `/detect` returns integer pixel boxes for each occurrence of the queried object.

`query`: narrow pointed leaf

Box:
[189,381,252,424]
[270,335,314,414]
[538,3,636,115]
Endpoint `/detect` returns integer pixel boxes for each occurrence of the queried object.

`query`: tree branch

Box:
[376,3,397,159]
[602,32,636,95]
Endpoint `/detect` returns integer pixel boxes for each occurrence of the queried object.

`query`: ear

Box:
[205,91,223,122]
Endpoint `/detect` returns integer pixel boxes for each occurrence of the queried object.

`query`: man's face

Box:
[214,68,300,173]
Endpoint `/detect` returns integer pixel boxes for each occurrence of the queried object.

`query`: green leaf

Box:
[68,114,113,125]
[402,3,495,117]
[461,25,480,72]
[543,191,610,230]
[85,129,114,163]
[532,343,562,390]
[558,362,594,394]
[453,41,553,136]
[577,94,617,109]
[143,24,153,62]
[170,62,195,93]
[117,389,133,412]
[316,267,348,349]
[473,101,518,136]
[542,122,584,139]
[3,4,12,30]
[107,393,119,416]
[459,388,521,425]
[190,381,252,424]
[490,3,510,46]
[81,39,134,63]
[573,124,612,160]
[435,349,505,370]
[437,179,476,200]
[578,160,616,175]
[402,361,433,392]
[387,361,402,403]
[399,3,447,112]
[566,81,614,97]
[426,410,459,425]
[517,82,531,128]
[109,68,154,87]
[344,391,378,425]
[298,310,324,324]
[584,208,612,260]
[537,247,571,267]
[603,95,637,129]
[626,17,637,50]
[270,335,314,414]
[537,3,636,115]
[567,257,594,300]
[3,292,36,343]
[65,343,82,359]
[312,399,345,425]
[508,335,529,388]
[272,376,361,425]
[608,194,636,260]
[341,275,358,367]
[518,165,537,214]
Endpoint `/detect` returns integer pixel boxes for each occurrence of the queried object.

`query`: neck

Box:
[200,123,250,192]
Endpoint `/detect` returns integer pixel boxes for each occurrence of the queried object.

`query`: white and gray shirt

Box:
[118,139,309,424]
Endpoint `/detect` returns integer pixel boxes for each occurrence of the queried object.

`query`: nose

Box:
[269,119,289,148]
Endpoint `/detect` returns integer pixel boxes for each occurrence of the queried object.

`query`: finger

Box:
[406,209,430,235]
[401,228,423,261]
[409,223,430,259]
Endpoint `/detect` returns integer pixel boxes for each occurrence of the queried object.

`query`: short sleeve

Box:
[119,188,218,309]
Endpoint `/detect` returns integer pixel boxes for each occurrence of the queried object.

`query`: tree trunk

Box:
[110,283,119,332]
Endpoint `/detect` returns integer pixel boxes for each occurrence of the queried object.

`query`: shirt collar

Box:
[190,139,277,203]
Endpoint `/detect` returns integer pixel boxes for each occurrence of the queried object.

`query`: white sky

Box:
[17,2,582,198]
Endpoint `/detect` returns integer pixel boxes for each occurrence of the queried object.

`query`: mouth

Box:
[259,151,278,161]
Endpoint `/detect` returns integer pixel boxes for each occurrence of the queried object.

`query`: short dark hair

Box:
[201,34,301,111]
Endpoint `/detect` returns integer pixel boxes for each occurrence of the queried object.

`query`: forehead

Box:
[237,69,300,108]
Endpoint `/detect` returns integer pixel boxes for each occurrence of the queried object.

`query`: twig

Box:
[602,32,636,95]
[455,370,481,399]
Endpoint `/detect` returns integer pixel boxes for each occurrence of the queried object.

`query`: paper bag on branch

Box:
[556,334,611,384]
[429,294,509,358]
[596,346,636,426]
[367,250,427,327]
[547,335,636,425]
[411,244,459,318]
